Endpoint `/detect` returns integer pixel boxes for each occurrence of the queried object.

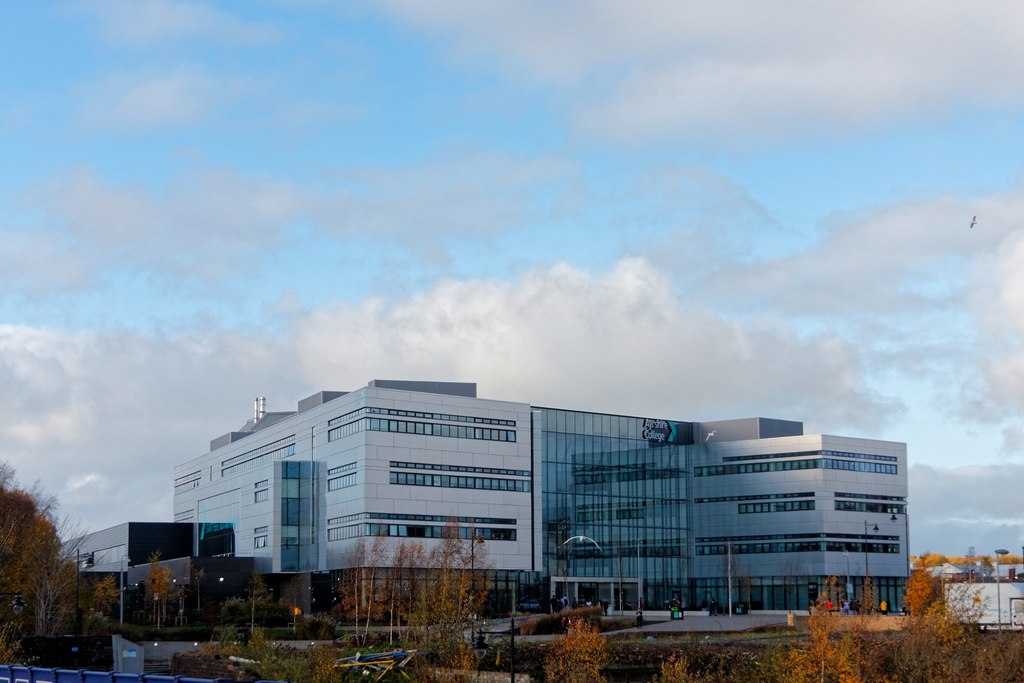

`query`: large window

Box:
[329,416,516,443]
[695,458,897,477]
[390,471,531,492]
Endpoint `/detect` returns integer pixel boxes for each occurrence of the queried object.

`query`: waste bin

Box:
[735,603,745,615]
[671,607,682,620]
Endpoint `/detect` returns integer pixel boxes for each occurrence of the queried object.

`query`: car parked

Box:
[517,597,542,612]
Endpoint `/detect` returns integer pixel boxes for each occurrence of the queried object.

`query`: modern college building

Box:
[169,379,908,613]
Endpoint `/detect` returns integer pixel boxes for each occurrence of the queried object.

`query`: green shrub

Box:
[295,614,336,640]
[219,598,292,627]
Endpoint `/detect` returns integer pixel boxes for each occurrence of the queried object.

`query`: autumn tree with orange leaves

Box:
[545,619,608,683]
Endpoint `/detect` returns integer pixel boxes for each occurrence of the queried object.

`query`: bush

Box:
[518,606,610,636]
[295,614,336,640]
[219,598,292,627]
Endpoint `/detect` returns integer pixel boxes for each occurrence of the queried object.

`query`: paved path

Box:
[623,611,790,634]
[486,611,793,643]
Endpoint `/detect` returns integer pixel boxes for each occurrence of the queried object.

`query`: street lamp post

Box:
[562,536,602,607]
[843,549,851,598]
[119,555,132,625]
[863,522,879,579]
[995,548,1009,628]
[75,549,94,636]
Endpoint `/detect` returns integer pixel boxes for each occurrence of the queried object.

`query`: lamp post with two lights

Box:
[0,592,26,615]
[119,555,132,625]
[562,535,602,607]
[75,549,94,636]
[995,548,1009,628]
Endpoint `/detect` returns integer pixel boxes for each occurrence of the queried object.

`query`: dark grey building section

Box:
[297,391,348,412]
[369,379,477,397]
[79,522,194,571]
[126,522,193,564]
[699,417,803,443]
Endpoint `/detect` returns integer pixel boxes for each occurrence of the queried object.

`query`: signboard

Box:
[642,418,685,444]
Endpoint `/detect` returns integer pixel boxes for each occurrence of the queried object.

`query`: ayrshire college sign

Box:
[642,418,684,444]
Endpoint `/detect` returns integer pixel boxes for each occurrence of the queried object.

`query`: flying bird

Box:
[562,535,602,550]
[970,216,977,229]
[704,430,717,442]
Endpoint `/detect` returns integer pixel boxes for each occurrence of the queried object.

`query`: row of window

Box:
[222,442,296,477]
[222,436,296,469]
[390,460,529,477]
[390,471,531,492]
[698,541,901,555]
[696,491,814,504]
[327,512,517,526]
[722,449,898,464]
[325,523,517,542]
[369,418,516,442]
[328,406,516,429]
[367,406,516,427]
[328,462,356,476]
[575,502,645,523]
[175,478,201,492]
[835,491,906,501]
[367,524,517,540]
[835,501,906,514]
[695,458,897,477]
[738,500,815,514]
[328,417,518,444]
[823,458,897,474]
[572,465,686,485]
[328,419,365,440]
[328,472,358,491]
[174,469,202,488]
[575,509,646,523]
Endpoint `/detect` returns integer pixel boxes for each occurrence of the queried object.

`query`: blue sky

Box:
[3,0,1024,557]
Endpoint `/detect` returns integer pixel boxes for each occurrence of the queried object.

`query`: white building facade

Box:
[173,381,909,612]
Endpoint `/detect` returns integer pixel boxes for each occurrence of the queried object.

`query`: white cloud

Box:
[73,0,276,48]
[292,257,898,430]
[909,463,1024,555]
[7,156,578,293]
[316,153,578,243]
[374,1,1024,141]
[77,68,252,131]
[16,166,304,285]
[0,257,901,531]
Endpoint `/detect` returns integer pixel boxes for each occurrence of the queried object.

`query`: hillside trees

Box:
[0,462,73,635]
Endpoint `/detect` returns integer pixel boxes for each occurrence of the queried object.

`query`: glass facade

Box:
[280,460,317,572]
[540,408,690,610]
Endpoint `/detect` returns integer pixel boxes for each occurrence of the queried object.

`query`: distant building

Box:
[167,380,910,612]
[84,379,909,613]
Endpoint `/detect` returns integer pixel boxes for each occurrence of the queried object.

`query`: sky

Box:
[2,0,1024,558]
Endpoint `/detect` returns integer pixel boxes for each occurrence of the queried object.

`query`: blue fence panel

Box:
[0,669,286,683]
[28,667,56,683]
[79,672,112,683]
